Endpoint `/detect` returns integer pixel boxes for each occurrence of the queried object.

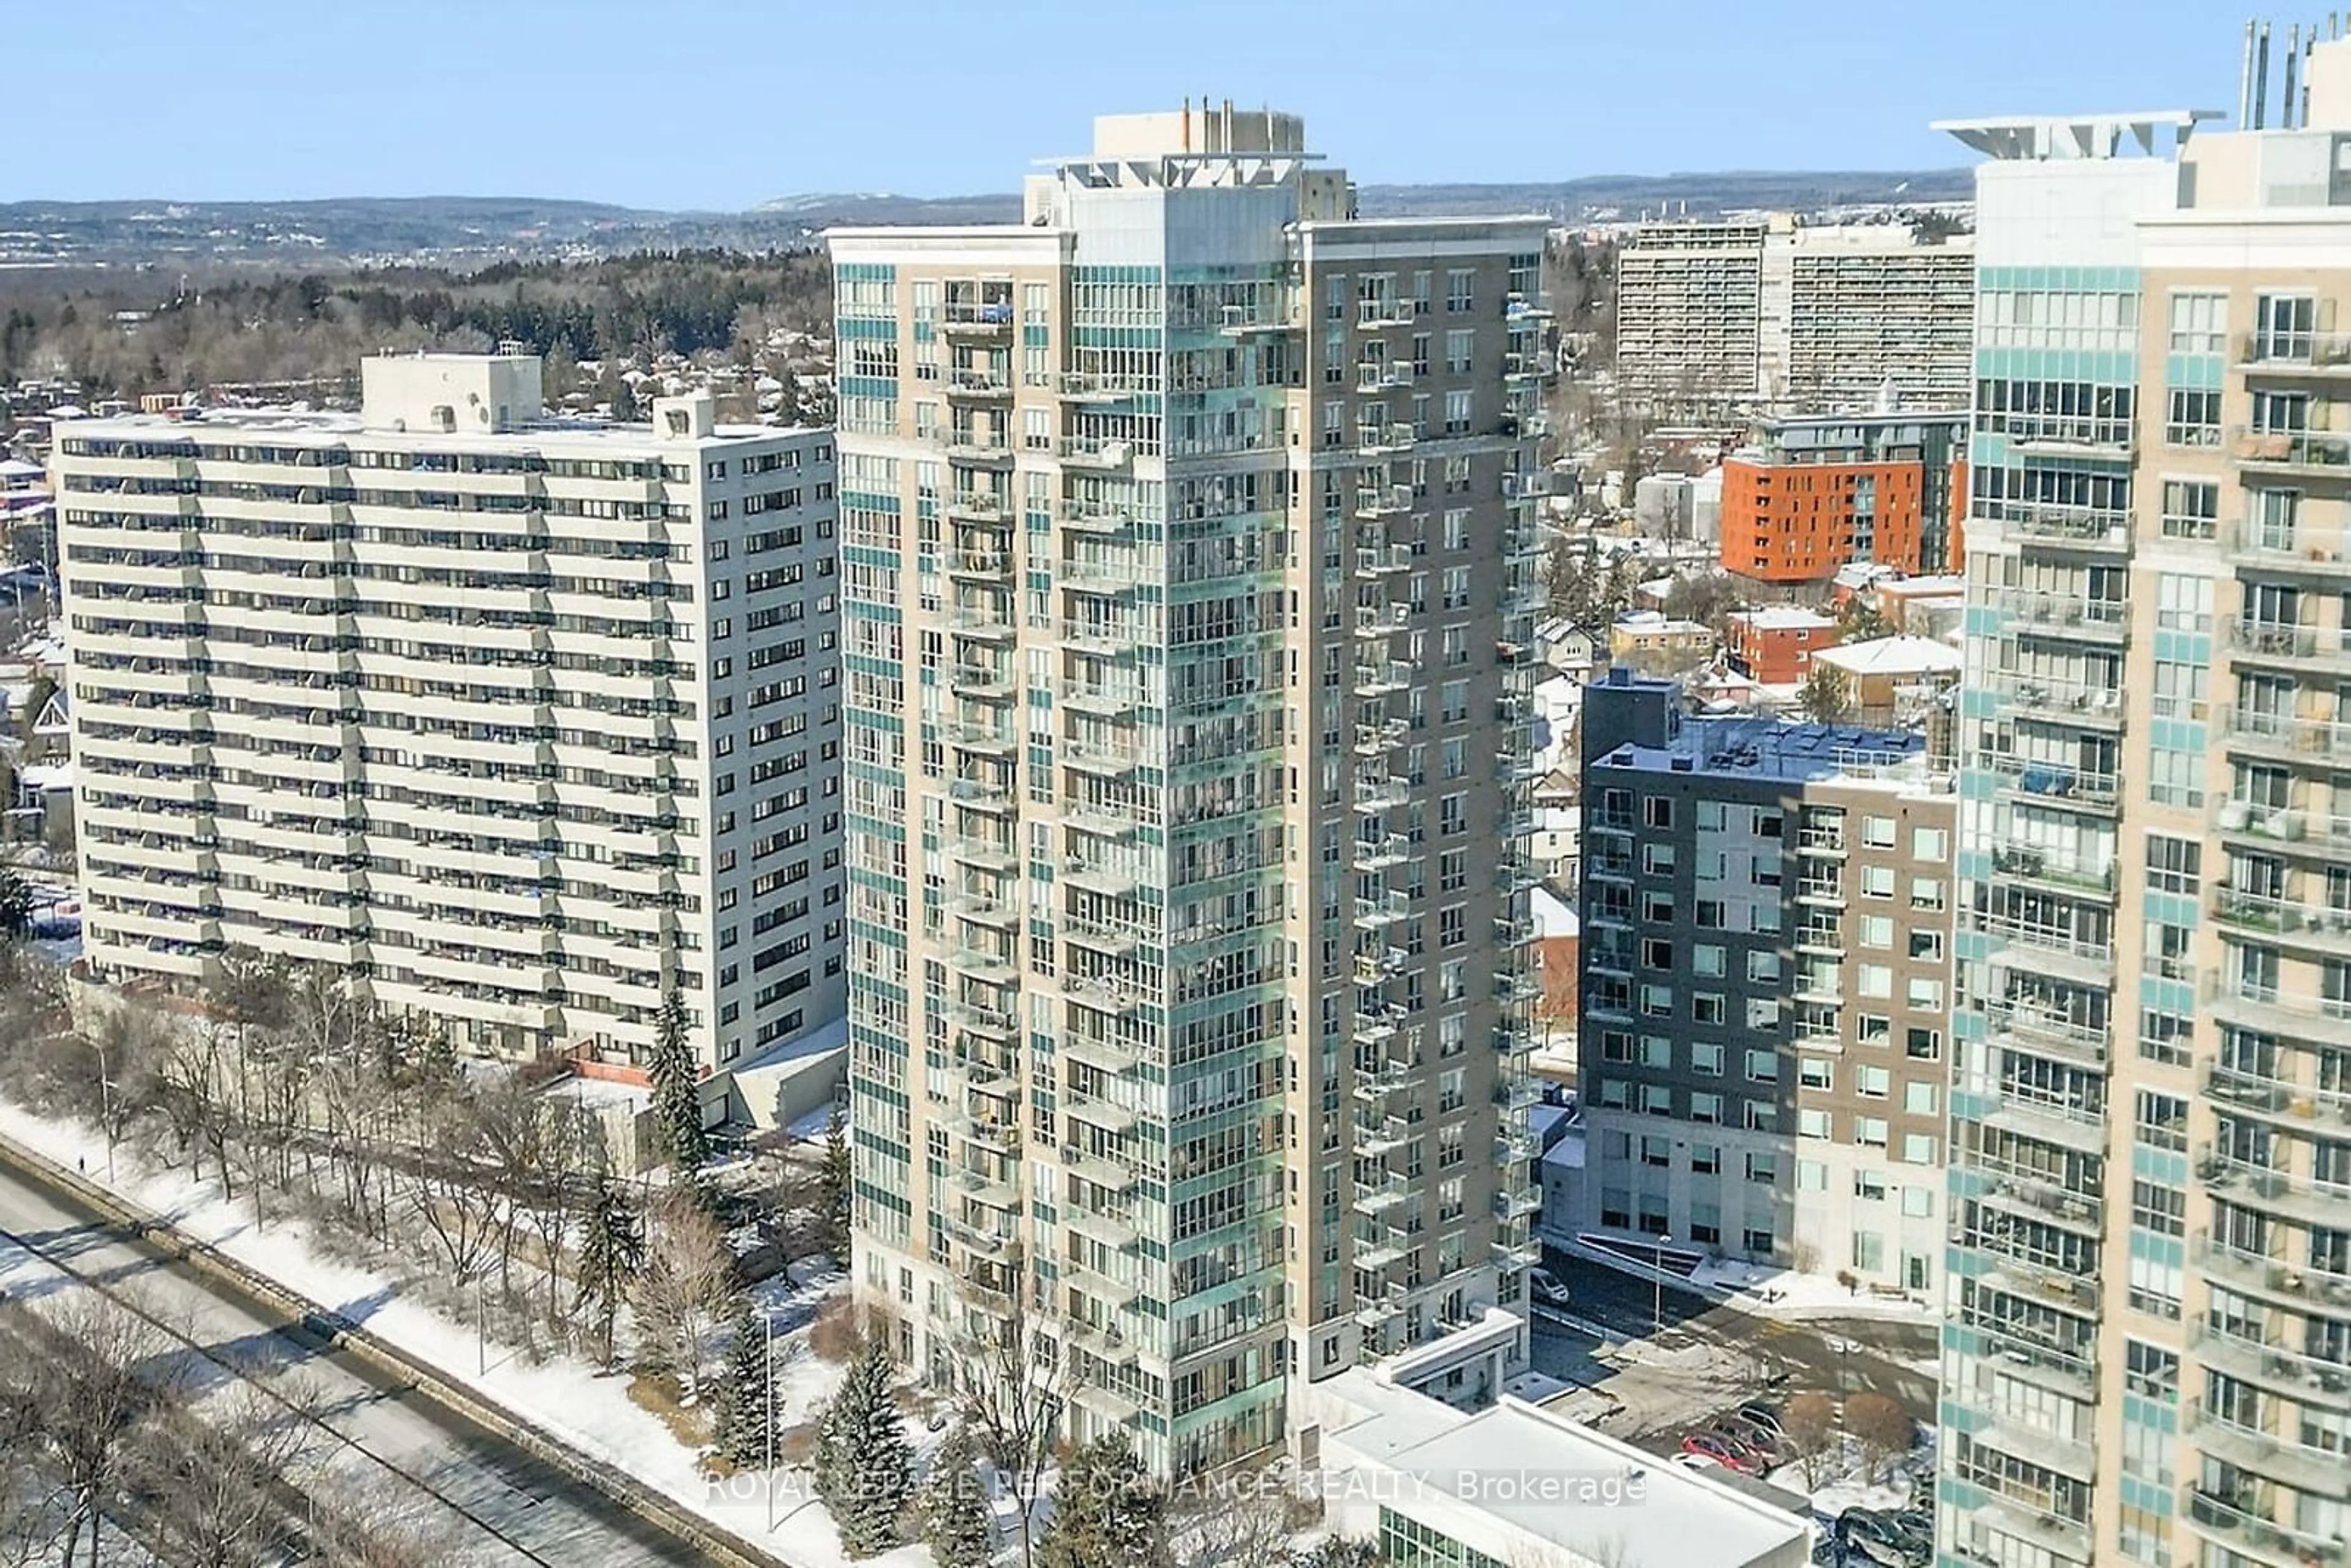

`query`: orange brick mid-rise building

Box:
[1720,409,1967,585]
[1724,606,1840,685]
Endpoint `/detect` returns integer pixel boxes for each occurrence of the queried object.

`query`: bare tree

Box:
[133,1381,324,1568]
[307,1479,465,1568]
[631,1185,740,1403]
[1169,1466,1296,1568]
[1844,1391,1916,1482]
[951,1263,1086,1568]
[403,1092,501,1283]
[5,1288,188,1568]
[1778,1389,1841,1491]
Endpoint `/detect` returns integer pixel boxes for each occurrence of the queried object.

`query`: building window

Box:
[1445,269,1474,313]
[2164,387,2222,447]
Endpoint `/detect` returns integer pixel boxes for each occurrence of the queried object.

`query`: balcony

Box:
[1057,437,1134,471]
[942,301,1015,337]
[1990,842,2116,898]
[1979,672,2126,727]
[2008,591,2128,643]
[1353,1002,1403,1045]
[944,720,1018,757]
[2206,1060,2351,1131]
[2214,885,2351,956]
[946,599,1016,642]
[1062,857,1141,900]
[947,776,1016,816]
[1979,917,2113,987]
[1065,914,1150,959]
[2184,1397,2348,1496]
[1794,875,1844,906]
[2233,424,2351,476]
[2200,1142,2351,1229]
[945,831,1019,875]
[1058,617,1142,656]
[1060,680,1144,717]
[2195,1229,2351,1318]
[948,664,1018,702]
[1360,833,1412,871]
[1059,497,1132,533]
[938,429,1016,467]
[1356,421,1416,456]
[1982,756,2121,814]
[1063,737,1146,778]
[2230,617,2351,673]
[2006,506,2132,552]
[2184,1484,2351,1568]
[944,367,1013,402]
[1356,296,1417,329]
[1357,890,1412,928]
[2216,704,2351,764]
[1059,555,1142,595]
[1055,372,1153,403]
[1354,485,1412,520]
[945,549,1014,582]
[1354,544,1412,578]
[1351,659,1413,699]
[1796,826,1847,857]
[2188,1320,2351,1413]
[2205,972,2351,1050]
[1353,718,1409,756]
[1353,776,1409,815]
[2232,517,2351,577]
[1984,999,2108,1070]
[2241,329,2351,375]
[1974,1169,2102,1235]
[944,490,1007,525]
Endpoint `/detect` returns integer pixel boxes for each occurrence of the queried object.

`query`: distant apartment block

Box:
[53,353,846,1076]
[1570,672,1954,1294]
[1616,216,1975,418]
[1719,410,1968,587]
[826,105,1548,1475]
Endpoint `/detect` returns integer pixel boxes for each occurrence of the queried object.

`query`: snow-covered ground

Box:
[0,1098,937,1568]
[1690,1257,1936,1322]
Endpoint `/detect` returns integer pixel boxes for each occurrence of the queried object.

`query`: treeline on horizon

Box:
[0,248,836,404]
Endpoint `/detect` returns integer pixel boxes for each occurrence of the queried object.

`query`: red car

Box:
[1679,1433,1762,1474]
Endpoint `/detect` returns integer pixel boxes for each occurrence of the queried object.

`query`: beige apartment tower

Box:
[827,107,1548,1475]
[1938,32,2351,1568]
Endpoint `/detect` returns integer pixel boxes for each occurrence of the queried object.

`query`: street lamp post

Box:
[1653,1232,1672,1337]
[89,1033,116,1184]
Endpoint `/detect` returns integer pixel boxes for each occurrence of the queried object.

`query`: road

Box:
[0,1146,716,1567]
[1533,1244,1940,1444]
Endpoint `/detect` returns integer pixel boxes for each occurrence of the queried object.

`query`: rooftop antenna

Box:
[2306,21,2318,127]
[2256,21,2273,128]
[2242,18,2258,127]
[1182,97,1192,154]
[2284,22,2303,128]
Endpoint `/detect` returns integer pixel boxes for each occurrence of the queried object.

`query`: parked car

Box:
[1716,1418,1780,1462]
[1704,1428,1771,1471]
[1680,1433,1761,1474]
[1528,1267,1571,1308]
[1837,1510,1929,1568]
[1669,1451,1722,1470]
[1736,1403,1787,1441]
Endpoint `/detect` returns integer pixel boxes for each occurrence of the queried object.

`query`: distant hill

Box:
[0,169,1976,271]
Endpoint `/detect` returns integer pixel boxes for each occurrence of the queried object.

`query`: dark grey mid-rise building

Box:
[1567,671,1955,1292]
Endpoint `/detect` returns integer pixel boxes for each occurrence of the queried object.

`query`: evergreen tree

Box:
[712,1302,779,1468]
[0,866,31,943]
[648,980,712,1175]
[611,376,640,421]
[1040,1435,1167,1568]
[820,1103,852,1251]
[1799,663,1854,724]
[919,1424,993,1568]
[576,1180,643,1370]
[814,1337,914,1558]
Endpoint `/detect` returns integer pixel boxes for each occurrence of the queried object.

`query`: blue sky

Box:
[14,0,2254,209]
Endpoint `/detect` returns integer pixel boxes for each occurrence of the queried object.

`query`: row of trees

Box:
[0,1288,452,1567]
[1,249,834,407]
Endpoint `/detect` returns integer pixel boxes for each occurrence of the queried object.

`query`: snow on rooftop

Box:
[1813,634,1963,677]
[1532,884,1578,940]
[18,762,72,792]
[1336,1394,1809,1567]
[1731,606,1837,631]
[1875,574,1966,598]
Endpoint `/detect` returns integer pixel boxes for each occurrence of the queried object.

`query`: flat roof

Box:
[1730,606,1837,631]
[56,406,819,454]
[1595,712,1921,786]
[1343,1395,1808,1567]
